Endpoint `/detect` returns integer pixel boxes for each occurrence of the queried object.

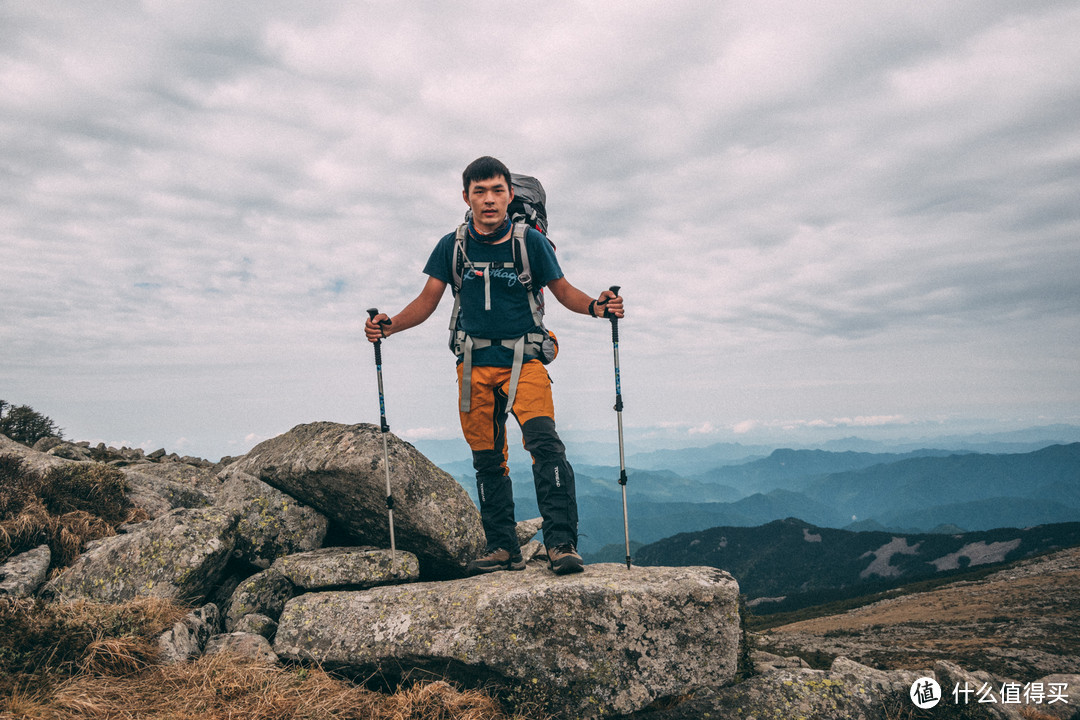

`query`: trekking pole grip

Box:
[366,308,391,364]
[607,286,621,343]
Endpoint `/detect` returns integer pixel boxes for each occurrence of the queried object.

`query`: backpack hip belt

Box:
[455,331,549,412]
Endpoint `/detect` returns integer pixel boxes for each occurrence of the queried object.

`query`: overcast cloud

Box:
[2,1,1078,460]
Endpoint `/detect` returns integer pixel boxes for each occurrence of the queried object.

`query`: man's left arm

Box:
[548,277,624,318]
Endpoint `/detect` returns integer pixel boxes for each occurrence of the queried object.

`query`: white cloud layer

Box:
[2,1,1078,459]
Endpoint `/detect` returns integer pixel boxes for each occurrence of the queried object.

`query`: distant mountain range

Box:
[584,443,1079,552]
[633,517,1080,614]
[418,430,1080,554]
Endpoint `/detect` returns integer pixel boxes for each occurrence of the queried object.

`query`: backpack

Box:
[449,174,558,412]
[506,174,548,235]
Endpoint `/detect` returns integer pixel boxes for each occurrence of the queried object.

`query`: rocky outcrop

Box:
[221,422,484,577]
[274,563,740,718]
[44,506,238,604]
[0,544,51,597]
[218,472,328,568]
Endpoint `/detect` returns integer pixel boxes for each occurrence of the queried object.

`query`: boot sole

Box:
[468,560,527,575]
[550,560,584,575]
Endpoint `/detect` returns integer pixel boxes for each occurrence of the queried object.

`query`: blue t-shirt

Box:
[424,226,563,367]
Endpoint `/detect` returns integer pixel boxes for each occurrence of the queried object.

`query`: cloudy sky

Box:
[3,1,1078,461]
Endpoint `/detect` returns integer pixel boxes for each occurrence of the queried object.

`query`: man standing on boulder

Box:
[365,156,624,576]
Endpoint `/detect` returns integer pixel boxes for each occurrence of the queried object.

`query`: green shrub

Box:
[0,400,62,447]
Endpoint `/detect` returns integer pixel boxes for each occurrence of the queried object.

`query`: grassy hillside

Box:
[634,517,1080,613]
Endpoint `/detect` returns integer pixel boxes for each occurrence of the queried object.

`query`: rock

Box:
[932,660,1025,720]
[44,506,238,604]
[0,544,51,597]
[271,547,419,590]
[751,649,810,673]
[121,467,215,517]
[0,434,71,474]
[221,422,484,577]
[157,603,220,664]
[224,567,295,632]
[515,517,543,547]
[520,540,545,565]
[45,441,93,461]
[31,437,65,453]
[233,613,278,639]
[127,461,221,498]
[205,632,279,665]
[218,472,328,569]
[274,563,740,718]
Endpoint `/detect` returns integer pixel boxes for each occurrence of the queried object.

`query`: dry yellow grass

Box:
[1,595,544,720]
[4,653,534,720]
[0,456,148,571]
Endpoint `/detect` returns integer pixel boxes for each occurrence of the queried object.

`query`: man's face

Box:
[463,175,514,235]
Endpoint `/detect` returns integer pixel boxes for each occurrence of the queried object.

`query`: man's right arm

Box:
[365,276,448,342]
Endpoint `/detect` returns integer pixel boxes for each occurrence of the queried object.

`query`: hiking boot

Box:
[467,548,526,575]
[548,543,584,575]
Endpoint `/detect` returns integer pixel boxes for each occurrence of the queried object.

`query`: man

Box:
[365,156,624,575]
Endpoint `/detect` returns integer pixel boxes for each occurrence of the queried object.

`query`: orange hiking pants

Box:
[457,360,578,552]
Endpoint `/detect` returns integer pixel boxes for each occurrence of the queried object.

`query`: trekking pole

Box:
[366,308,396,560]
[604,286,631,569]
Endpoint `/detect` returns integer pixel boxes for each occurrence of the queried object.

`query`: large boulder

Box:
[274,563,740,718]
[221,422,483,577]
[44,506,238,604]
[218,472,328,568]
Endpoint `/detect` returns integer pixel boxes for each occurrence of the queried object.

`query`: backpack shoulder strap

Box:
[448,223,469,332]
[451,223,468,293]
[511,223,532,292]
[511,223,545,328]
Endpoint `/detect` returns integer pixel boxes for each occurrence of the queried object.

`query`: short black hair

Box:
[462,156,512,192]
